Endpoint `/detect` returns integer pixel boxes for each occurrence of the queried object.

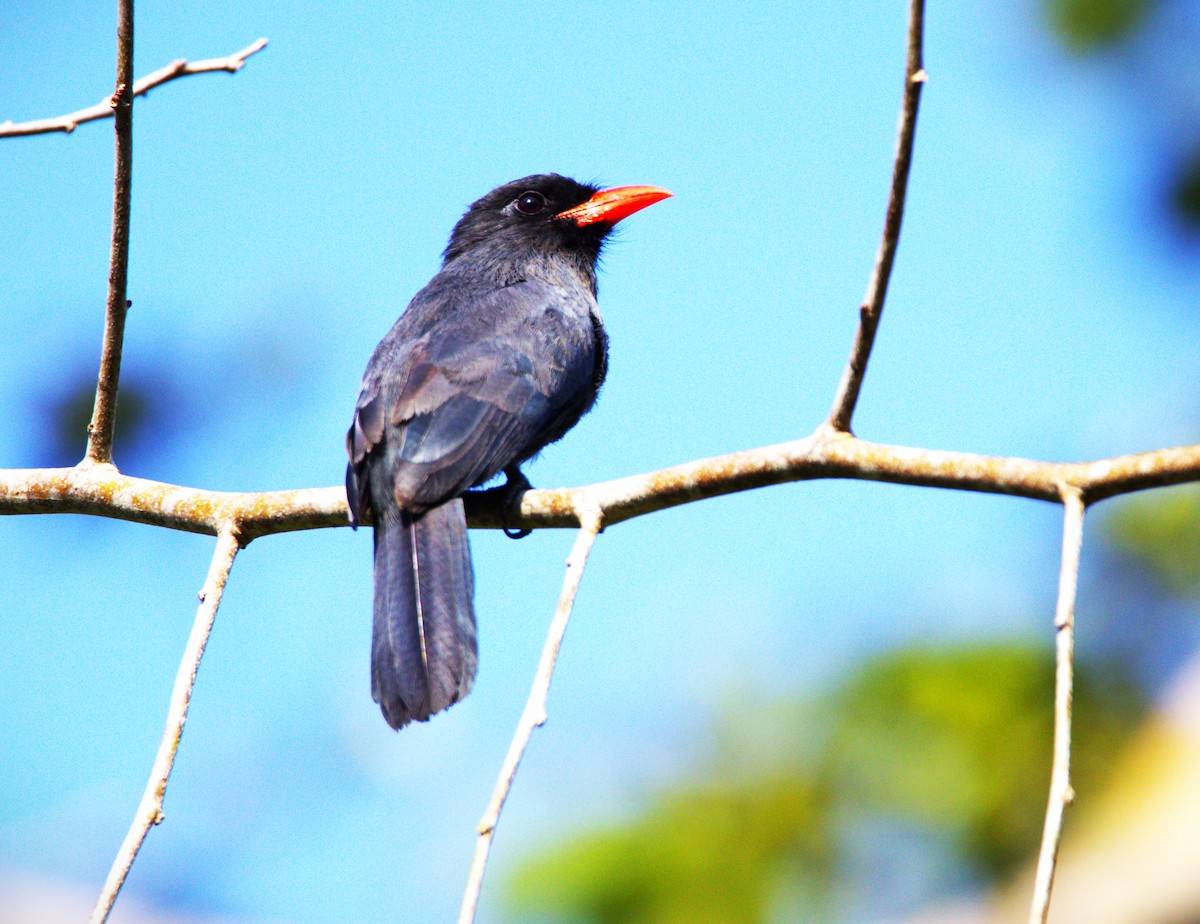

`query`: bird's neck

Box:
[444,242,599,297]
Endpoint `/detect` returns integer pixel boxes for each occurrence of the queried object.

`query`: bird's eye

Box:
[515,191,546,215]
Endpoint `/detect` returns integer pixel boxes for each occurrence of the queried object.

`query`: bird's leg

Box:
[501,467,533,539]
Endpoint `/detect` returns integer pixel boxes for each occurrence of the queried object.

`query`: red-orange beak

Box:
[556,185,673,227]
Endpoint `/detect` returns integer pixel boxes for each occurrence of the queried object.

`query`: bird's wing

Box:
[346,278,597,521]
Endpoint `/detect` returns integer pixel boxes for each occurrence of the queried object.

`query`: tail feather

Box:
[371,498,477,728]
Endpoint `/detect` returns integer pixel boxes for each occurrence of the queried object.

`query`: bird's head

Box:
[441,174,671,272]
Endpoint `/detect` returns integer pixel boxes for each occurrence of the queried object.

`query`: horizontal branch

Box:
[0,462,342,541]
[0,38,267,139]
[2,431,1199,542]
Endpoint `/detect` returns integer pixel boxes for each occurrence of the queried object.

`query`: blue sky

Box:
[2,2,1198,922]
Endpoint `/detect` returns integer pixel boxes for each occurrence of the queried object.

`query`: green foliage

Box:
[505,643,1144,922]
[1172,150,1200,231]
[1045,0,1157,53]
[1106,485,1200,596]
[508,778,833,924]
[822,644,1140,878]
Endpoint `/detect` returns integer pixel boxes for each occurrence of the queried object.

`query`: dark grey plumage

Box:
[347,175,619,729]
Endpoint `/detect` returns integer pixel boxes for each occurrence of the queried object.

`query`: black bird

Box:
[346,174,671,729]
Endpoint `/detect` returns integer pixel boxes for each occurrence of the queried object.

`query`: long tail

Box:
[371,498,477,729]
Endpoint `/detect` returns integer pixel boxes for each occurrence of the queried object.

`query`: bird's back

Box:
[348,266,604,522]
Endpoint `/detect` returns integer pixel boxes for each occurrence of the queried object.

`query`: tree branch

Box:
[0,39,268,139]
[826,0,926,433]
[3,434,1199,541]
[83,0,135,466]
[458,505,604,924]
[2,5,1191,919]
[88,526,241,924]
[1028,488,1085,924]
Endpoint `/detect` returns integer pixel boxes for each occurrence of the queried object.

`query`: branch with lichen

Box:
[3,434,1199,543]
[3,0,1189,921]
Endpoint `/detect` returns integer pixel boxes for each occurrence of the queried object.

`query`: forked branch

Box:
[3,30,267,467]
[1,2,1188,923]
[0,39,268,139]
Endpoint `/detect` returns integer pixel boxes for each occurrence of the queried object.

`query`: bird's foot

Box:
[502,468,533,539]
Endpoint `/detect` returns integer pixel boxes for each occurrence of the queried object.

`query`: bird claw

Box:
[502,468,533,539]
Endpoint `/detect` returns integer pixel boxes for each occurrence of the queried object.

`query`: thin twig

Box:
[458,504,604,924]
[0,39,268,139]
[5,434,1200,539]
[88,527,241,924]
[83,0,135,466]
[1028,488,1085,924]
[826,0,926,433]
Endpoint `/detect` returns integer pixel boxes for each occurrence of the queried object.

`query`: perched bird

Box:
[346,174,671,729]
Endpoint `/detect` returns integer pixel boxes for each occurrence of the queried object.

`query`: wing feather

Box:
[346,278,600,515]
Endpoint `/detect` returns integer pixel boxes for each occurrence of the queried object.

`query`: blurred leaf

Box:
[1045,0,1157,53]
[1171,149,1200,230]
[43,370,158,467]
[506,643,1144,922]
[17,308,321,472]
[1106,485,1200,596]
[513,781,833,923]
[822,643,1142,878]
[507,776,833,924]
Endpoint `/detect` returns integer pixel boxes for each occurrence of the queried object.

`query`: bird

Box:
[345,174,671,729]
